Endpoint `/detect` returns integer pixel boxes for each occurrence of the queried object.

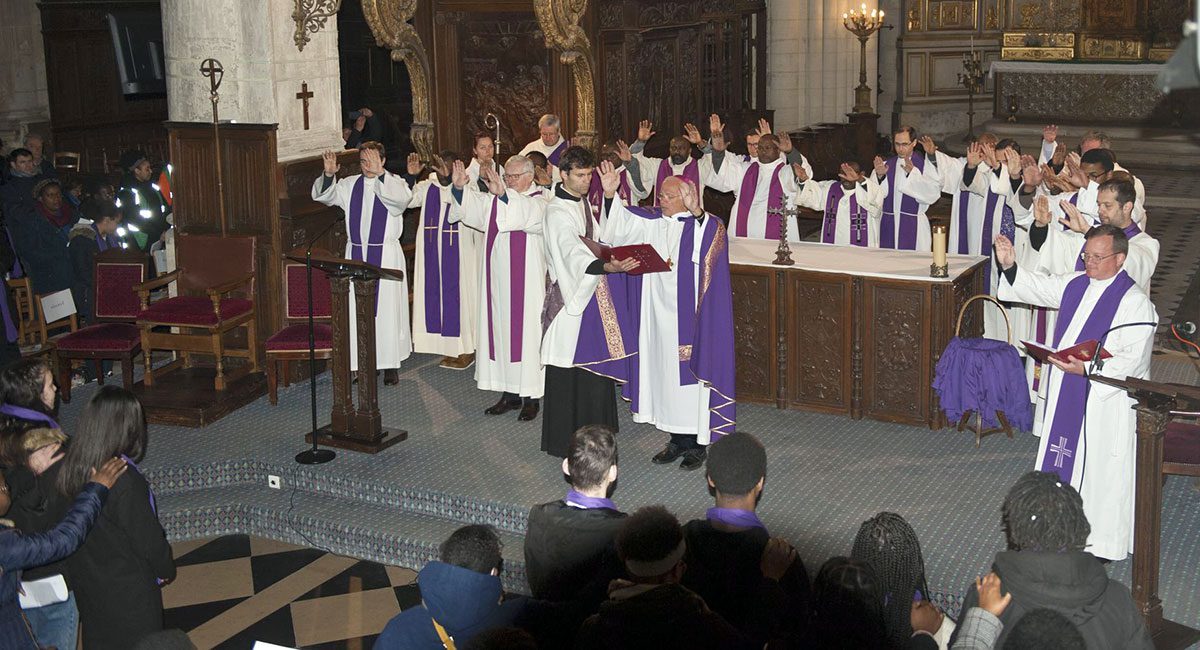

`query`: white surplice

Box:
[866,156,942,251]
[311,172,412,371]
[792,179,883,247]
[466,158,503,191]
[630,142,717,205]
[454,185,548,397]
[1038,139,1147,227]
[602,199,718,443]
[707,154,807,242]
[519,137,567,182]
[409,174,483,357]
[997,267,1157,560]
[542,190,603,369]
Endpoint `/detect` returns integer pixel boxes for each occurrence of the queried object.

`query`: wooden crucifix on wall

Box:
[296,81,314,130]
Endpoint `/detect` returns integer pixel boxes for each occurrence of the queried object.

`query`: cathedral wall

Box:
[0,0,51,149]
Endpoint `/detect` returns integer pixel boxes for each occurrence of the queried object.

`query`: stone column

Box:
[0,0,50,143]
[161,0,342,161]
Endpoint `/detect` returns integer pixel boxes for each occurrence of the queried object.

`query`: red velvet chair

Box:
[52,249,150,402]
[1163,421,1200,478]
[265,256,333,405]
[134,234,259,391]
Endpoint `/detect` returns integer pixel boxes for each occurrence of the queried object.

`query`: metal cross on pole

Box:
[766,204,799,266]
[200,58,228,236]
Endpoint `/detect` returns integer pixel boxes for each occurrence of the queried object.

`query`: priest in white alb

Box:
[450,156,548,421]
[407,150,482,370]
[628,118,716,206]
[868,128,942,250]
[791,160,883,247]
[994,226,1157,560]
[1037,125,1146,227]
[596,163,737,472]
[312,143,412,384]
[519,113,569,181]
[707,114,812,241]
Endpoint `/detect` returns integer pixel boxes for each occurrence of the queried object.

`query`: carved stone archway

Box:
[360,0,436,159]
[532,0,597,150]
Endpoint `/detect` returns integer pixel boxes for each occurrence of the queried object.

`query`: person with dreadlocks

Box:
[850,512,953,648]
[952,471,1152,649]
[801,556,940,649]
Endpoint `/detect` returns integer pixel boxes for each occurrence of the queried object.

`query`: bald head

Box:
[658,175,692,215]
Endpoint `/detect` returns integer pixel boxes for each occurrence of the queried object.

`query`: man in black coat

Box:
[524,425,626,609]
[954,471,1153,650]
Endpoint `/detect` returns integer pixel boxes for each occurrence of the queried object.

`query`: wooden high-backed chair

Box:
[264,255,334,405]
[6,277,40,345]
[134,234,259,391]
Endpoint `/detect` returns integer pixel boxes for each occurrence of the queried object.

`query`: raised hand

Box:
[873,155,889,178]
[481,165,506,196]
[406,152,422,176]
[615,139,633,163]
[1066,150,1081,170]
[839,162,865,183]
[354,115,367,132]
[1033,195,1051,226]
[1059,199,1091,233]
[919,135,937,156]
[1022,161,1044,188]
[757,118,772,136]
[994,234,1016,269]
[1004,148,1022,179]
[966,142,984,168]
[708,113,725,138]
[680,179,701,214]
[450,159,468,189]
[683,123,703,146]
[360,148,384,176]
[981,143,998,169]
[903,157,914,174]
[1043,124,1058,144]
[777,132,793,153]
[1063,156,1087,189]
[88,457,129,489]
[1051,142,1067,167]
[792,162,810,183]
[599,160,622,198]
[637,119,656,143]
[322,150,340,176]
[533,165,552,187]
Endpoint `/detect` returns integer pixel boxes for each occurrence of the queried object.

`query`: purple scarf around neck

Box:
[348,175,391,316]
[92,224,121,251]
[421,183,461,338]
[707,507,766,531]
[734,161,786,239]
[879,152,926,249]
[565,489,617,511]
[655,158,700,207]
[1041,270,1135,482]
[824,182,868,247]
[0,403,59,430]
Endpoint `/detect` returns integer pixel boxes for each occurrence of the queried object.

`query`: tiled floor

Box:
[164,535,420,649]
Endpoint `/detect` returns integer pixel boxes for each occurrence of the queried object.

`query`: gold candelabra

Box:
[843,4,887,114]
[958,49,985,140]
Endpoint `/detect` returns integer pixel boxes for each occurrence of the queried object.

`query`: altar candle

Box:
[932,225,948,268]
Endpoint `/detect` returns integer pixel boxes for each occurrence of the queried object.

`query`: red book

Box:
[579,237,671,275]
[1021,339,1113,365]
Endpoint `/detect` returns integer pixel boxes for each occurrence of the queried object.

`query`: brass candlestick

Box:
[958,50,985,141]
[843,4,887,114]
[766,205,797,266]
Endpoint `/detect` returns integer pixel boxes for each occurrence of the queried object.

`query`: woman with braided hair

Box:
[951,471,1152,649]
[851,512,951,648]
[801,556,940,649]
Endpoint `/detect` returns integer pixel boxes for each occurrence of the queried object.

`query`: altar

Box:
[730,239,987,428]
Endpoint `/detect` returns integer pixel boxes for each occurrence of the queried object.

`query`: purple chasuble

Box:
[347,176,391,316]
[547,140,569,167]
[484,192,540,362]
[734,162,786,239]
[879,153,926,249]
[655,158,701,207]
[707,507,766,531]
[565,490,618,511]
[823,183,868,247]
[421,183,461,337]
[1041,270,1136,482]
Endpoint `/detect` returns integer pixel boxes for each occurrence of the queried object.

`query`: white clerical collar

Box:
[666,210,690,220]
[756,157,784,169]
[1088,272,1118,288]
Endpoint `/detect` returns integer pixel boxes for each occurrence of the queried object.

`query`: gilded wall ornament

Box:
[293,0,343,51]
[361,0,436,160]
[907,6,921,31]
[986,6,999,29]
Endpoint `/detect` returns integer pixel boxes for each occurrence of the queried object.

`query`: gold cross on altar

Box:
[296,81,314,130]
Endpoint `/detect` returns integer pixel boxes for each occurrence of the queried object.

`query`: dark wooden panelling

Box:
[730,265,774,404]
[787,272,852,414]
[864,281,930,424]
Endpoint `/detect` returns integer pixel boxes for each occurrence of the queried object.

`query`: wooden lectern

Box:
[286,249,407,453]
[1087,374,1200,650]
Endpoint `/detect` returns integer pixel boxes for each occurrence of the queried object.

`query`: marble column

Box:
[0,0,50,145]
[162,0,342,161]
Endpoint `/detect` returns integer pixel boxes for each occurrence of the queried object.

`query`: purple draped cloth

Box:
[934,337,1033,432]
[1040,270,1135,481]
[655,158,700,207]
[421,183,461,338]
[348,176,391,316]
[547,140,569,167]
[879,153,926,250]
[823,182,869,247]
[734,162,786,239]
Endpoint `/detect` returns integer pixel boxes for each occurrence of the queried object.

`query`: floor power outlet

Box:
[268,475,282,489]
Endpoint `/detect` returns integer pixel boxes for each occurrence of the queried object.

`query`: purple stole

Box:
[952,174,1003,289]
[588,169,630,221]
[655,158,700,207]
[734,162,786,239]
[547,140,569,167]
[1073,221,1141,273]
[823,183,868,247]
[421,184,461,338]
[348,176,391,316]
[879,153,926,249]
[484,191,542,362]
[1041,270,1135,481]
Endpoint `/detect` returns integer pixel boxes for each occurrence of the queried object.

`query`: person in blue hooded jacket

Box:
[375,524,525,649]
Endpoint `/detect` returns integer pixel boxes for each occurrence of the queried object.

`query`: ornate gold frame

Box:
[532,0,597,151]
[293,0,343,51]
[361,0,436,160]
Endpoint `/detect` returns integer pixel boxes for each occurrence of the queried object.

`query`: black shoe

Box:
[517,401,540,421]
[383,369,399,385]
[485,396,521,416]
[679,448,707,471]
[652,442,685,465]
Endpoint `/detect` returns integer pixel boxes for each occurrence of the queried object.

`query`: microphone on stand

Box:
[1176,321,1197,336]
[1089,321,1158,372]
[295,211,341,465]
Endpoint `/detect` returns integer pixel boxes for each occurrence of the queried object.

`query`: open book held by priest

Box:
[1021,339,1112,365]
[579,236,671,275]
